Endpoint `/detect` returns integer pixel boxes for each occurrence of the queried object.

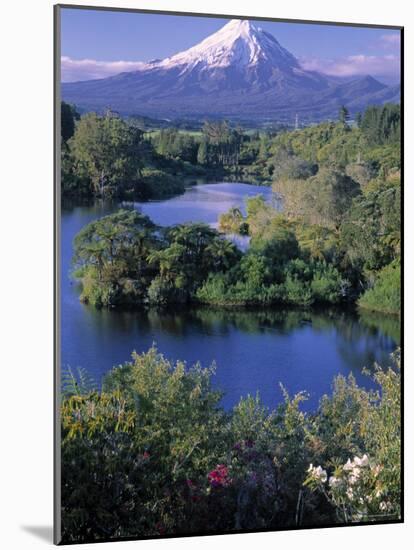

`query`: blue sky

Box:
[60,8,401,84]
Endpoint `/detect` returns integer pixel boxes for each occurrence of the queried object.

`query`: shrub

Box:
[61,348,401,542]
[358,261,400,315]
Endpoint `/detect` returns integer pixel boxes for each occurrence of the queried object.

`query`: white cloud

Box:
[62,50,401,84]
[61,56,146,82]
[380,33,401,48]
[300,53,400,80]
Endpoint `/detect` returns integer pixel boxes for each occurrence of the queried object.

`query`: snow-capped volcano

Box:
[62,19,399,121]
[156,19,299,72]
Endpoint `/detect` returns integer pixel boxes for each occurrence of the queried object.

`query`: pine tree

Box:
[339,105,350,125]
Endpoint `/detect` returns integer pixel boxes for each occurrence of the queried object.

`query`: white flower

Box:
[354,454,369,467]
[346,488,354,500]
[314,466,328,482]
[380,501,392,512]
[343,459,354,471]
[307,464,327,483]
[349,474,359,485]
[329,476,342,488]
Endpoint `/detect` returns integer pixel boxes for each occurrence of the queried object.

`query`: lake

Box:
[60,182,399,410]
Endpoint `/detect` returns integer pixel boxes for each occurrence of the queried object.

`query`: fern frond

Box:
[61,366,97,397]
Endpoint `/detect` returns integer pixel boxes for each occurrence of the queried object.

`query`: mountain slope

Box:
[62,19,399,121]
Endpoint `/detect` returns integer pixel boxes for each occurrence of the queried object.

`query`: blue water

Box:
[61,182,398,410]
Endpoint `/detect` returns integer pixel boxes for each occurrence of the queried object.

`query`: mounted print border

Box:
[54,4,404,545]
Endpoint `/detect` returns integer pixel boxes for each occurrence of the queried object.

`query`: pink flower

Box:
[207,464,231,488]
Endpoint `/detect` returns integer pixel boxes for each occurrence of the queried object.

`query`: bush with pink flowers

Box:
[61,347,401,543]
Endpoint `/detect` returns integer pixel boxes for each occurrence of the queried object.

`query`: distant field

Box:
[146,129,204,137]
[145,127,273,138]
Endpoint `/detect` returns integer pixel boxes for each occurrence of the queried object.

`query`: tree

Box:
[147,223,240,304]
[73,210,158,306]
[274,169,361,230]
[340,178,400,271]
[61,101,79,142]
[197,138,208,164]
[339,105,350,125]
[70,112,144,197]
[200,120,243,166]
[358,260,400,314]
[218,207,248,234]
[360,104,401,146]
[269,147,316,181]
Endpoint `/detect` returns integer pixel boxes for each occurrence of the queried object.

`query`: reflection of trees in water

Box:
[84,304,398,375]
[190,306,398,375]
[319,309,399,374]
[192,307,313,335]
[358,309,400,344]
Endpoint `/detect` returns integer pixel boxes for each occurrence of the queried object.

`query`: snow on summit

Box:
[153,19,300,71]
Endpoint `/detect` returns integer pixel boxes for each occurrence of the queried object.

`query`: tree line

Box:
[61,101,401,200]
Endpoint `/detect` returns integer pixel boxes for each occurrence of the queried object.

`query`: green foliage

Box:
[360,104,401,147]
[61,348,401,541]
[345,162,375,187]
[268,147,317,180]
[339,105,350,125]
[274,169,361,229]
[74,213,240,307]
[218,207,248,235]
[154,128,198,163]
[147,223,241,305]
[61,346,225,542]
[69,112,145,198]
[196,254,345,308]
[305,352,401,523]
[61,101,79,143]
[73,210,159,307]
[62,366,97,397]
[62,111,188,199]
[358,261,401,315]
[61,104,401,200]
[340,177,401,272]
[139,168,185,198]
[199,120,243,166]
[197,138,208,164]
[67,103,400,313]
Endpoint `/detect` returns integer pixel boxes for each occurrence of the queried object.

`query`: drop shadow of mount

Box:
[21,525,53,543]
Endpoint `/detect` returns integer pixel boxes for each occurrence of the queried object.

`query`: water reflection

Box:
[62,303,398,411]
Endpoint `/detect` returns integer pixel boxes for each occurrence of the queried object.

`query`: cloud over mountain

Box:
[300,54,400,81]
